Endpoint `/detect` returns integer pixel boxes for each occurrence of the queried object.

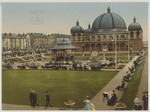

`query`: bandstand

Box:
[44,38,77,70]
[50,38,76,61]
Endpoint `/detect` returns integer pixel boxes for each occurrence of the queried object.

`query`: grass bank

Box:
[120,58,145,110]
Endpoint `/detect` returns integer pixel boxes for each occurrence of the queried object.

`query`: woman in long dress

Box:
[83,96,91,110]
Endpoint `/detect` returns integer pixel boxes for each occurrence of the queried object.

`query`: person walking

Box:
[29,88,34,106]
[45,91,52,109]
[142,91,148,110]
[32,90,39,108]
[83,96,91,110]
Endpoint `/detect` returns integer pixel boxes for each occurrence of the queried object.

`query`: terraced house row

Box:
[2,33,57,51]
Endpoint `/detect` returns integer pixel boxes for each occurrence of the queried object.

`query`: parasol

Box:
[134,98,142,103]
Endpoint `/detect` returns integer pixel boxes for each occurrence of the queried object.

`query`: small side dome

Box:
[128,17,142,31]
[84,24,93,33]
[71,20,84,33]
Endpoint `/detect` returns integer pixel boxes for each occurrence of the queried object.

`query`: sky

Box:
[2,2,148,41]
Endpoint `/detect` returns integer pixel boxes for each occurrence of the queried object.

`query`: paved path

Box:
[85,56,139,110]
[2,104,59,110]
[136,53,148,109]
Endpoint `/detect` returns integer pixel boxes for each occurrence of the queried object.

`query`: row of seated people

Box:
[42,65,68,70]
[123,71,132,82]
[42,63,82,70]
[52,56,75,61]
[116,55,141,90]
[42,64,102,71]
[102,55,143,107]
[116,81,125,90]
[45,62,72,66]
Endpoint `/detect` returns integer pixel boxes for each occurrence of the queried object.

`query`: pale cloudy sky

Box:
[2,2,148,41]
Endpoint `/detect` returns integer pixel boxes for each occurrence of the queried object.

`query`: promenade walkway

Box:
[2,104,59,110]
[85,56,139,110]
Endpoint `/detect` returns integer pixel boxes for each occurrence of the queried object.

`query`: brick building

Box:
[70,7,143,56]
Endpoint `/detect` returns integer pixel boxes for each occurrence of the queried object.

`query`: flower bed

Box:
[118,60,129,63]
[103,65,125,69]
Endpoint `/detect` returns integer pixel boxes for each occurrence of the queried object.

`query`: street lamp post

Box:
[112,31,117,71]
[128,35,130,60]
[115,33,117,70]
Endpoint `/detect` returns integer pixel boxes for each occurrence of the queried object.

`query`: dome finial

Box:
[133,17,136,23]
[88,24,91,29]
[76,20,79,26]
[107,6,110,13]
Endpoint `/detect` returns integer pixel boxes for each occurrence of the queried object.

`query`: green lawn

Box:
[2,70,118,109]
[120,59,145,110]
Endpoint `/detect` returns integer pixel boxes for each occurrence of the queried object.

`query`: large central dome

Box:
[92,7,126,30]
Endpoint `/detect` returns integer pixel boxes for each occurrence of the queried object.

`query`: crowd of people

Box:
[52,56,75,61]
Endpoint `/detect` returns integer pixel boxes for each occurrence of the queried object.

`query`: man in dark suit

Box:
[32,90,39,108]
[142,91,148,110]
[112,90,117,105]
[29,88,33,106]
[45,91,52,109]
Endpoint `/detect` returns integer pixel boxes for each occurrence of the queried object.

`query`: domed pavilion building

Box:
[70,7,143,56]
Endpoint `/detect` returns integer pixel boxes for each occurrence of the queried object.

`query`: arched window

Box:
[103,43,107,51]
[137,31,140,38]
[85,44,90,51]
[108,44,113,51]
[91,44,95,51]
[97,44,101,51]
[130,32,133,39]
